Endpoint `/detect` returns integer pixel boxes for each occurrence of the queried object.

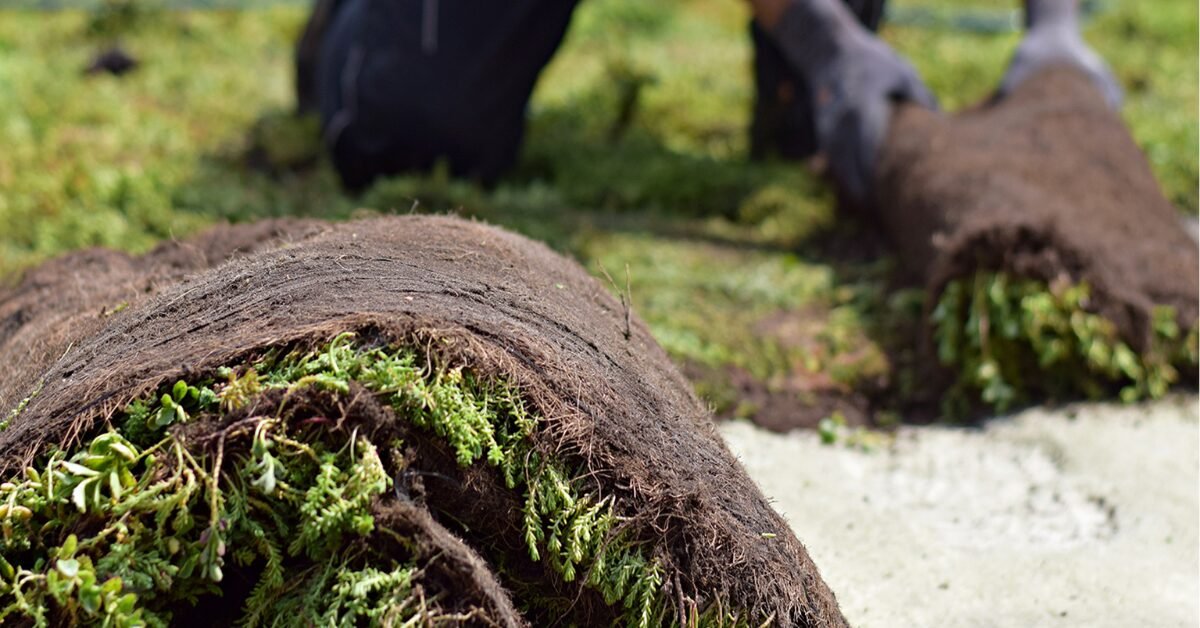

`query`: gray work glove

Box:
[773,0,938,204]
[999,15,1122,109]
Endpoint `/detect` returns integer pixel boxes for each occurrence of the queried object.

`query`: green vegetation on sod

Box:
[0,0,1195,424]
[1,335,691,626]
[933,273,1199,417]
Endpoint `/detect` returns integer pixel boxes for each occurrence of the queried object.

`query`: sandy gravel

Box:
[720,396,1199,627]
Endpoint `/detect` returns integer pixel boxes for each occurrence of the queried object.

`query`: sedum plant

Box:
[0,333,695,626]
[932,271,1198,417]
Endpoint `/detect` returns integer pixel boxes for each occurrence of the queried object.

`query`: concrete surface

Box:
[720,396,1199,627]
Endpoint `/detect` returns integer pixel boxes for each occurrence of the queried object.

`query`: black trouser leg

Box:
[295,0,347,114]
[315,0,580,192]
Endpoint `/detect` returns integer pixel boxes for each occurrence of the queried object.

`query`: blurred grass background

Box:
[0,0,1194,424]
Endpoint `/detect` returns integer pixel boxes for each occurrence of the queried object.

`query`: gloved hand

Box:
[772,0,937,204]
[999,14,1122,109]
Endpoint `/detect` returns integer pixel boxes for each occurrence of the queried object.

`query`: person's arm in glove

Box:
[1000,0,1122,108]
[748,0,938,204]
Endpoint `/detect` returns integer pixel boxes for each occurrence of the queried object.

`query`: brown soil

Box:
[686,360,872,432]
[873,65,1199,352]
[725,363,871,432]
[369,499,528,627]
[0,215,847,626]
[684,305,877,432]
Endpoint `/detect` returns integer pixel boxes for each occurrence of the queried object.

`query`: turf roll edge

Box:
[0,215,847,626]
[872,65,1199,412]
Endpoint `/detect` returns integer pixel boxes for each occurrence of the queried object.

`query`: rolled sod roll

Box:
[0,219,326,418]
[0,216,847,626]
[872,66,1198,412]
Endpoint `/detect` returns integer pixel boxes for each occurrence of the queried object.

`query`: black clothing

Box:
[315,0,578,191]
[302,0,886,191]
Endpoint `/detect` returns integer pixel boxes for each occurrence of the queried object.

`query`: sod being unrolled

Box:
[0,216,847,626]
[871,65,1198,415]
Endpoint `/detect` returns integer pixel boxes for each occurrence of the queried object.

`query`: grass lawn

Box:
[0,0,1195,426]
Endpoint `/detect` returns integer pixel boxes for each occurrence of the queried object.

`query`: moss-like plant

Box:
[1,383,402,626]
[2,333,751,626]
[932,271,1199,416]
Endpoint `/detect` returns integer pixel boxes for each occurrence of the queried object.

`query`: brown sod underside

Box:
[871,65,1199,411]
[0,216,846,626]
[0,218,326,415]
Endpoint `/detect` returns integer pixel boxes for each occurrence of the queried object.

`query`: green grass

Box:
[0,0,1194,424]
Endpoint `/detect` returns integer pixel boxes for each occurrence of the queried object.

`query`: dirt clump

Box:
[84,46,139,76]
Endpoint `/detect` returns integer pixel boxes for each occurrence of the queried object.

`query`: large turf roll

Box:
[0,216,846,626]
[872,65,1198,412]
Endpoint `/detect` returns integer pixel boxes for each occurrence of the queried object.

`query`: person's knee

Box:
[312,0,570,191]
[328,111,519,193]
